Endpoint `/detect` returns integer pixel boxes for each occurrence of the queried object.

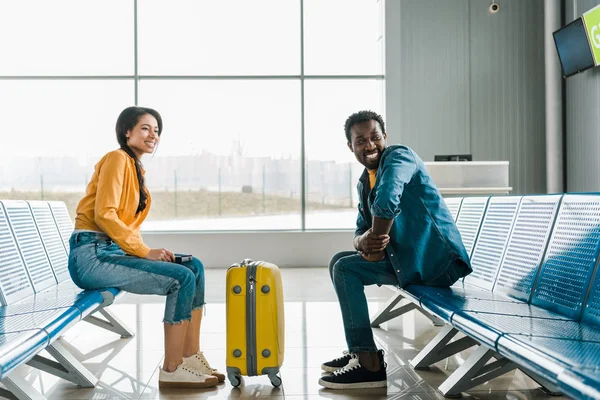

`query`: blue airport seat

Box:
[2,200,58,293]
[1,308,81,339]
[498,335,600,371]
[0,204,35,304]
[414,196,523,326]
[530,194,600,319]
[0,199,132,398]
[0,292,102,318]
[492,195,562,301]
[17,201,122,308]
[559,368,600,400]
[397,196,493,307]
[0,330,49,380]
[406,193,600,397]
[453,194,600,348]
[464,196,521,291]
[0,201,104,318]
[422,195,563,323]
[455,197,489,258]
[460,313,598,339]
[443,197,462,222]
[48,201,72,253]
[28,201,70,282]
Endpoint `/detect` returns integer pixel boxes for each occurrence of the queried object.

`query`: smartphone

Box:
[175,254,193,264]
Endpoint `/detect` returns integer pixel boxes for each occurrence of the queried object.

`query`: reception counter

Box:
[424,161,511,196]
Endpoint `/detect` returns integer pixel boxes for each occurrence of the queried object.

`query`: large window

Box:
[138,0,300,76]
[0,1,133,75]
[0,0,383,231]
[304,79,384,229]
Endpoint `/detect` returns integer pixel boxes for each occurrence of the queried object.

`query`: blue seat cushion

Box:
[449,313,502,348]
[402,285,461,322]
[424,289,572,328]
[34,280,87,298]
[459,313,599,339]
[397,286,421,304]
[403,285,507,323]
[1,308,81,341]
[402,284,445,303]
[412,283,523,303]
[33,285,120,316]
[3,291,103,319]
[498,334,600,371]
[451,305,578,349]
[558,369,600,400]
[453,302,574,320]
[0,330,49,380]
[36,279,121,299]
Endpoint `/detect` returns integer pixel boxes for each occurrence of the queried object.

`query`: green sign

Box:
[583,5,600,66]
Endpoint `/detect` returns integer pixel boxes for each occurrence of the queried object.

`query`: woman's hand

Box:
[145,248,175,262]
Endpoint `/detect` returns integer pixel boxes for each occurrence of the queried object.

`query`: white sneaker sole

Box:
[212,372,226,383]
[159,379,218,389]
[318,378,387,389]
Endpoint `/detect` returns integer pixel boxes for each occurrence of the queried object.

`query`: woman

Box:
[68,106,223,389]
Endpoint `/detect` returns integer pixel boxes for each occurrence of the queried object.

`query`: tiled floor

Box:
[9,268,569,399]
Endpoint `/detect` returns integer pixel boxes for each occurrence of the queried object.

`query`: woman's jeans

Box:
[68,231,205,324]
[329,251,465,353]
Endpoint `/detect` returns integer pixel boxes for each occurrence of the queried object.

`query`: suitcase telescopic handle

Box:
[229,258,261,269]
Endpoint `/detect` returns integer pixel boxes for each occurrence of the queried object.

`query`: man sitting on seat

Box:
[319,110,471,390]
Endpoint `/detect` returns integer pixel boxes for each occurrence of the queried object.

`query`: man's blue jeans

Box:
[329,251,462,353]
[329,251,401,353]
[68,231,205,324]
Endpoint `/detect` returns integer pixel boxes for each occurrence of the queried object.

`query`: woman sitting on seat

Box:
[68,106,223,389]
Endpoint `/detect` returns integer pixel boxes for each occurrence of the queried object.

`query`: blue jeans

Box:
[329,251,462,353]
[68,231,205,324]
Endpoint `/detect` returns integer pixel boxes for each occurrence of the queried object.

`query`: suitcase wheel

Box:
[269,374,282,387]
[228,373,242,388]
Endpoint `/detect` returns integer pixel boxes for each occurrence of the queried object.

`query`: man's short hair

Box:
[344,110,386,143]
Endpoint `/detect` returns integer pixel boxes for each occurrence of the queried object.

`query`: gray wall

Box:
[386,0,546,194]
[566,0,600,191]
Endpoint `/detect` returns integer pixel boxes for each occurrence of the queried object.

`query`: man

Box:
[318,110,471,390]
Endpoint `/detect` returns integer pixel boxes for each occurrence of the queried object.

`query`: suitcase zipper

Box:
[246,262,257,376]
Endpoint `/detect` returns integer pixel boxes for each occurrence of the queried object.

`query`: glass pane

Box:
[0,1,133,75]
[304,79,384,229]
[138,79,301,230]
[138,0,300,75]
[0,80,135,219]
[304,0,383,75]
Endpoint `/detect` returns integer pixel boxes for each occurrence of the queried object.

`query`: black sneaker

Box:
[318,351,387,389]
[321,351,352,372]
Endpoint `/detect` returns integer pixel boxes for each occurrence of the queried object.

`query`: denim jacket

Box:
[356,144,471,287]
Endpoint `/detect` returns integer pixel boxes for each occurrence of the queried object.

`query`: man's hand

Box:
[359,250,386,262]
[357,229,390,254]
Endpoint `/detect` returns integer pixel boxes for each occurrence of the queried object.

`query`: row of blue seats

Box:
[0,200,132,400]
[372,194,600,399]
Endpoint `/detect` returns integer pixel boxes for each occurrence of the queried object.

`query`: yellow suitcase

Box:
[226,259,284,387]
